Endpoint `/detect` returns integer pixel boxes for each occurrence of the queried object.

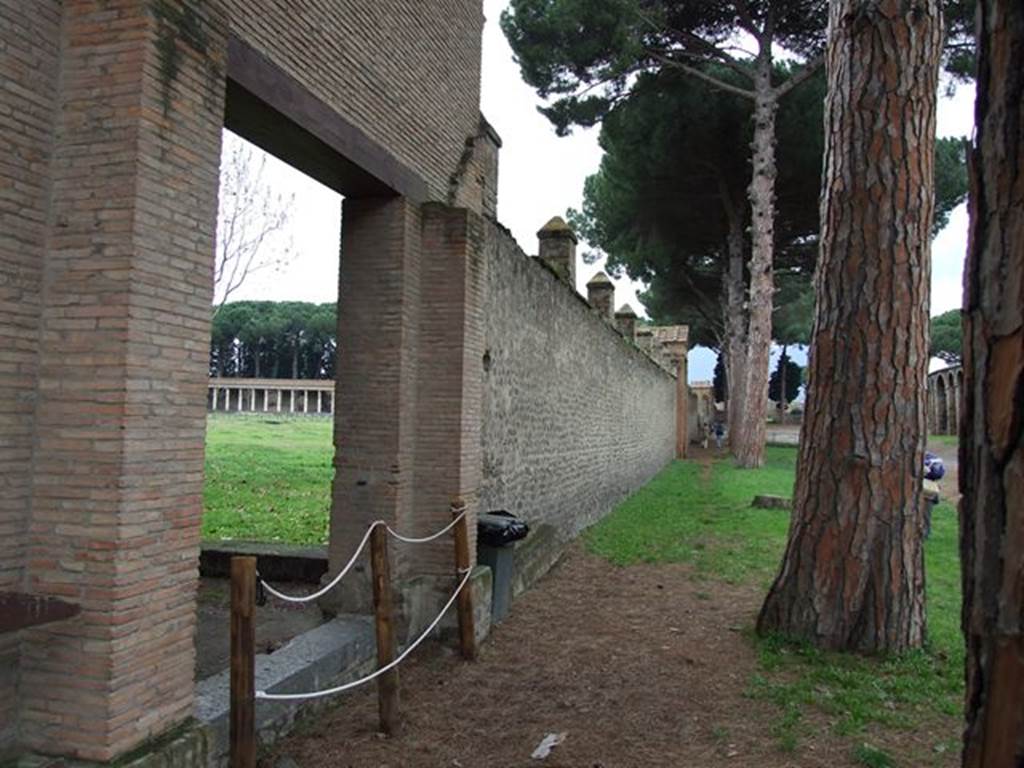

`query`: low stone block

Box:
[511,524,563,598]
[751,495,792,510]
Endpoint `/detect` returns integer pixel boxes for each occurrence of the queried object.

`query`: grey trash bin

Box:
[477,511,529,623]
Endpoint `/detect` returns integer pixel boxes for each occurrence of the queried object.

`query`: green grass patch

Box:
[585,447,795,584]
[586,447,962,760]
[202,414,333,544]
[927,434,959,448]
[853,743,896,768]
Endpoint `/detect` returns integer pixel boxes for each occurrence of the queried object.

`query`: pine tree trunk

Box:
[734,52,778,469]
[757,0,942,652]
[960,0,1024,762]
[725,209,748,448]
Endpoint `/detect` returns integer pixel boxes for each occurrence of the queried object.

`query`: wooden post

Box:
[452,502,476,660]
[230,556,257,768]
[370,525,399,734]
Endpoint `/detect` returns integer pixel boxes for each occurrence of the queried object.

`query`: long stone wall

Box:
[480,224,677,540]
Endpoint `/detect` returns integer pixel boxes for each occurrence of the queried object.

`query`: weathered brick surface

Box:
[0,0,62,753]
[0,0,678,760]
[480,226,677,538]
[9,1,226,760]
[330,196,423,610]
[449,117,501,219]
[409,204,486,575]
[221,0,485,201]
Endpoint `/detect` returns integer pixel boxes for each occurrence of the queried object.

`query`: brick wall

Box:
[221,0,484,201]
[0,0,488,758]
[480,225,677,539]
[409,205,486,576]
[329,197,422,611]
[0,1,62,755]
[7,0,227,760]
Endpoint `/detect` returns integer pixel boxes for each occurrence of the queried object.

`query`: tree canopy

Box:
[768,351,802,406]
[568,64,825,350]
[933,136,969,234]
[501,0,827,135]
[210,301,337,380]
[569,73,967,355]
[929,308,962,365]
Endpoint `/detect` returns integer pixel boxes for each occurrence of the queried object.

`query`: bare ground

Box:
[264,542,956,768]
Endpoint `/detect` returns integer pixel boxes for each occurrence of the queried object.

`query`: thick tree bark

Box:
[724,206,748,447]
[757,0,942,652]
[734,49,778,469]
[960,0,1024,763]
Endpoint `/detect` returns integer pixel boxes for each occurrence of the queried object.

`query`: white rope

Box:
[259,521,380,604]
[385,507,468,544]
[256,567,473,701]
[258,508,469,603]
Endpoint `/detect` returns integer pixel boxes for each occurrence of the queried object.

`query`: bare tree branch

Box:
[646,49,757,99]
[213,134,296,316]
[772,54,825,98]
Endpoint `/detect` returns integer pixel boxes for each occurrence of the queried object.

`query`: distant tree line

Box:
[210,301,337,380]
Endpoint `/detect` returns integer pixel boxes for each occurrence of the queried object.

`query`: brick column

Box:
[330,196,422,610]
[586,271,615,321]
[655,326,690,459]
[18,2,227,760]
[615,304,638,340]
[536,216,577,287]
[0,2,62,756]
[410,204,485,574]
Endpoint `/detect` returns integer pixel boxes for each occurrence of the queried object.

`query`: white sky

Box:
[222,1,976,382]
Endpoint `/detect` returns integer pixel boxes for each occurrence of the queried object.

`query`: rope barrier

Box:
[255,567,473,701]
[384,507,467,544]
[259,521,378,604]
[257,508,469,604]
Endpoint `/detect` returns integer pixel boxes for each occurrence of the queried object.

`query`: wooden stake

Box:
[230,556,256,768]
[370,524,400,734]
[452,502,476,660]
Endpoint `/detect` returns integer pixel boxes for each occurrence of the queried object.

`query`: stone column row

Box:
[207,383,334,414]
[927,366,964,435]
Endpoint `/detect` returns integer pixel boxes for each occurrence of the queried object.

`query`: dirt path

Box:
[265,544,901,768]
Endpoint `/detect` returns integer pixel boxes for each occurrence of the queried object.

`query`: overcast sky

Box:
[223,1,976,382]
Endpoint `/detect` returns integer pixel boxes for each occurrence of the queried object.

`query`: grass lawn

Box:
[928,434,960,448]
[585,447,962,765]
[202,414,333,544]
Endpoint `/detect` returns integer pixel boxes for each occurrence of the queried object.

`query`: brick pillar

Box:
[410,204,485,574]
[329,199,486,631]
[17,2,226,761]
[615,304,638,340]
[536,216,577,287]
[0,2,63,756]
[330,196,422,611]
[586,271,615,321]
[655,326,690,459]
